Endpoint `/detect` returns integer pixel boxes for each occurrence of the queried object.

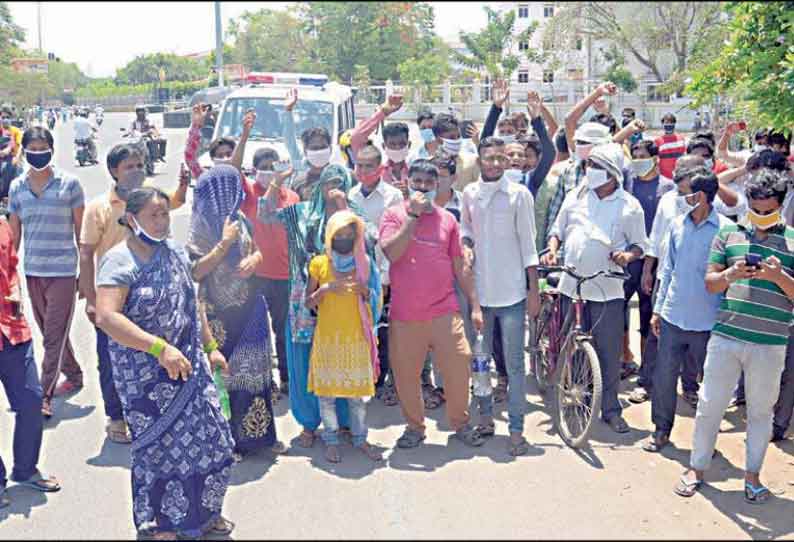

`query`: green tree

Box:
[686,1,794,132]
[600,44,637,93]
[115,53,206,85]
[398,37,451,104]
[0,1,25,66]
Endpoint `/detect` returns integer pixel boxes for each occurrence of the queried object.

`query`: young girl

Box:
[305,210,382,464]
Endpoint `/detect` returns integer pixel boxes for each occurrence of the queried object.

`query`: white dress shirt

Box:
[73,117,94,140]
[461,176,539,308]
[551,185,649,302]
[349,179,404,286]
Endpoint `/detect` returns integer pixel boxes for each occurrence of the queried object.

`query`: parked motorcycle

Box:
[120,128,155,176]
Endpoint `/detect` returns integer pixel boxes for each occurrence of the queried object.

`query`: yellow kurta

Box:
[308,255,375,398]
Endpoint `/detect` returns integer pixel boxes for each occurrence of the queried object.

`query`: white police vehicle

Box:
[198,72,356,174]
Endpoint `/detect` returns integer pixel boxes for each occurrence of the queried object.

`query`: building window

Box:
[567,68,584,80]
[519,41,529,52]
[543,4,554,18]
[518,70,529,84]
[575,36,583,51]
[518,4,529,18]
[542,70,554,83]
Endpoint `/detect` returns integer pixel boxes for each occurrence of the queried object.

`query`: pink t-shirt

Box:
[379,203,463,322]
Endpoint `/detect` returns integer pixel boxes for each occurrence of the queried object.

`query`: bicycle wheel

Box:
[552,339,602,448]
[529,312,552,394]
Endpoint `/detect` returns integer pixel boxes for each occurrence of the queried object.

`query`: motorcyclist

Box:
[73,108,98,163]
[131,105,166,162]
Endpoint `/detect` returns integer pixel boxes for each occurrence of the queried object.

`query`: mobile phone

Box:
[202,104,212,112]
[745,253,762,268]
[460,120,475,138]
[9,299,21,318]
[274,161,290,172]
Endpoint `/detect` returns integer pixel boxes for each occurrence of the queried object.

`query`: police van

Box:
[198,72,356,173]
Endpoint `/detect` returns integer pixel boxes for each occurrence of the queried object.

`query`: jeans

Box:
[0,338,44,487]
[95,327,123,421]
[651,319,709,433]
[318,396,367,447]
[690,335,786,473]
[561,296,624,421]
[252,277,289,384]
[773,334,794,435]
[623,260,653,337]
[476,299,528,433]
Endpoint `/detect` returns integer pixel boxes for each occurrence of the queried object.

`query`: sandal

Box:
[493,377,508,404]
[208,516,235,536]
[151,531,177,541]
[455,425,485,447]
[381,385,399,407]
[14,471,60,492]
[673,472,703,498]
[106,420,132,444]
[422,385,443,410]
[41,398,53,419]
[357,442,383,462]
[325,445,341,463]
[744,482,771,504]
[642,431,670,453]
[475,421,495,438]
[620,362,639,380]
[396,428,426,449]
[628,388,650,404]
[0,487,8,509]
[509,436,530,456]
[270,441,288,455]
[297,430,315,449]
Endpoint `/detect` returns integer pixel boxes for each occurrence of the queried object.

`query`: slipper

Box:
[396,429,426,449]
[297,430,315,449]
[270,441,288,455]
[673,473,702,498]
[509,436,530,456]
[325,445,341,464]
[744,482,771,504]
[106,421,132,444]
[357,442,383,462]
[642,432,670,453]
[15,472,60,492]
[476,422,495,438]
[455,425,485,447]
[208,516,235,536]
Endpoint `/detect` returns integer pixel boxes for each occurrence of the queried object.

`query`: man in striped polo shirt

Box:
[7,126,85,418]
[675,168,794,504]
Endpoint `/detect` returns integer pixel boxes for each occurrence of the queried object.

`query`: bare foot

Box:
[358,442,383,462]
[325,445,341,463]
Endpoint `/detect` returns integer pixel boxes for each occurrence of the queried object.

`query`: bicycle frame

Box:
[538,283,592,378]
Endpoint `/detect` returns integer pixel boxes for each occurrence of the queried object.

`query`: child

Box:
[305,210,382,463]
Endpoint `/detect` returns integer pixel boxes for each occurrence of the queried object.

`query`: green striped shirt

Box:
[709,222,794,345]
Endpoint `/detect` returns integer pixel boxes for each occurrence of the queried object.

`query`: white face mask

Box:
[676,193,700,214]
[576,143,594,162]
[306,147,332,168]
[256,170,275,188]
[504,168,524,183]
[586,168,610,190]
[384,146,409,164]
[212,157,231,166]
[753,144,769,153]
[631,157,655,178]
[498,133,516,144]
[703,158,714,170]
[441,138,461,156]
[130,216,169,245]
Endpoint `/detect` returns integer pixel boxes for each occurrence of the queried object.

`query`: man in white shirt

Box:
[72,110,97,162]
[348,143,404,403]
[461,136,540,456]
[543,142,649,434]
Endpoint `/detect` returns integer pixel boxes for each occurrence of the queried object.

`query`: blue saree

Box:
[97,240,234,538]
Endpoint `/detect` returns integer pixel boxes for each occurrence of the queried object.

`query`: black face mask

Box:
[331,237,355,255]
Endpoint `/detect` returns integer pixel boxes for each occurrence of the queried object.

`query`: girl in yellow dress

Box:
[305,210,382,463]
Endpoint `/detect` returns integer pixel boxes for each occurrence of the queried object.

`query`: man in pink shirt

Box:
[380,159,484,449]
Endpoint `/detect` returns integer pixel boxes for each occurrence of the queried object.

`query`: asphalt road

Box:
[1,114,794,540]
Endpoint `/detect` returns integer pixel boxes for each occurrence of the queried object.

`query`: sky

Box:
[7,1,491,78]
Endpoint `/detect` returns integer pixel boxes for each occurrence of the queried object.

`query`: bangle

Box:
[148,337,166,358]
[203,339,219,354]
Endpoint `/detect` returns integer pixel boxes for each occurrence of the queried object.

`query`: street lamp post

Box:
[214,1,224,88]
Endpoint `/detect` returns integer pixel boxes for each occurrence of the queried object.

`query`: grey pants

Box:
[651,319,709,433]
[561,296,625,421]
[691,334,786,473]
[773,334,794,434]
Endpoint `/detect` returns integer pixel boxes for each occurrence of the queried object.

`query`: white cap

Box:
[574,122,611,145]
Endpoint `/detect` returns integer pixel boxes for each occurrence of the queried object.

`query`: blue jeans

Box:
[96,327,123,421]
[318,396,367,447]
[476,299,528,434]
[0,338,44,487]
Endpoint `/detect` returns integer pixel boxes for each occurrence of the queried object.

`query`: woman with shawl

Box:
[257,164,382,449]
[187,164,286,460]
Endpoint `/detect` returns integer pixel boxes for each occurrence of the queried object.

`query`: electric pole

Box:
[215,1,224,88]
[36,2,42,52]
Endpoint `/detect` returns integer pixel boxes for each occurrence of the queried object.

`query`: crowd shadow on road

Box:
[43,400,95,430]
[86,438,131,469]
[0,486,47,524]
[228,449,279,487]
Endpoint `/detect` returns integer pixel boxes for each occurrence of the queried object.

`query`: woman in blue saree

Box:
[95,187,235,540]
[258,164,382,448]
[186,164,285,460]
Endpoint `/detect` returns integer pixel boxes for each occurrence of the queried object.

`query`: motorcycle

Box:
[75,137,98,167]
[120,128,155,176]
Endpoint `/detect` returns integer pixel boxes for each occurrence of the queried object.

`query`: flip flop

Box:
[15,472,60,492]
[297,430,315,449]
[207,516,235,536]
[673,474,702,498]
[509,436,530,456]
[325,445,341,463]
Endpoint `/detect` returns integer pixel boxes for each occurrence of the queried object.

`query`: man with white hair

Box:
[542,142,649,433]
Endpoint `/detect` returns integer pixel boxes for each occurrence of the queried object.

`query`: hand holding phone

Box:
[745,253,762,269]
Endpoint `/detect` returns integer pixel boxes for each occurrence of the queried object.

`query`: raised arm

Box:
[282,88,304,172]
[527,91,555,194]
[185,104,207,179]
[481,79,509,140]
[230,109,255,175]
[351,94,404,159]
[717,122,748,169]
[564,81,616,153]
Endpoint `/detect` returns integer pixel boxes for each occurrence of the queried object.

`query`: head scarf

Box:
[323,210,379,378]
[306,164,355,254]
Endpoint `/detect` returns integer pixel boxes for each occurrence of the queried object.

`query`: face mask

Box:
[676,194,699,214]
[212,157,231,166]
[498,133,516,144]
[1,119,9,128]
[663,124,675,135]
[586,168,610,190]
[629,132,643,146]
[116,169,146,200]
[420,128,435,144]
[753,144,769,153]
[504,168,524,183]
[385,146,409,164]
[355,166,382,187]
[331,237,355,255]
[747,209,782,231]
[441,138,461,156]
[703,158,714,170]
[306,147,332,168]
[25,149,53,171]
[331,251,356,273]
[575,143,594,161]
[409,187,437,207]
[130,216,168,246]
[631,157,655,178]
[256,170,275,188]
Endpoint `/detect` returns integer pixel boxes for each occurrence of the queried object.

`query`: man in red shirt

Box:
[654,113,687,179]
[0,218,60,506]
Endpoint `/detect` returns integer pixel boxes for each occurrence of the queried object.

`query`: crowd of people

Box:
[1,77,794,538]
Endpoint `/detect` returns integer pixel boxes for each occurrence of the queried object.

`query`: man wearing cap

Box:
[543,143,649,434]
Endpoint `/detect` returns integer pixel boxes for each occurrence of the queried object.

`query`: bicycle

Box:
[528,260,629,448]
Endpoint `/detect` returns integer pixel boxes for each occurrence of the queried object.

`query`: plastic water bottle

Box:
[471,333,492,398]
[213,367,231,420]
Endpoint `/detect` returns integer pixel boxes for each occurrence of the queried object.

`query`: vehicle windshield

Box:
[216,97,334,142]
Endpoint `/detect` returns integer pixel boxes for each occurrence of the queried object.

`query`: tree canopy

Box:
[114,53,207,85]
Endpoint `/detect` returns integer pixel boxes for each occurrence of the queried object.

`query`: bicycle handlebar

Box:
[537,264,631,283]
